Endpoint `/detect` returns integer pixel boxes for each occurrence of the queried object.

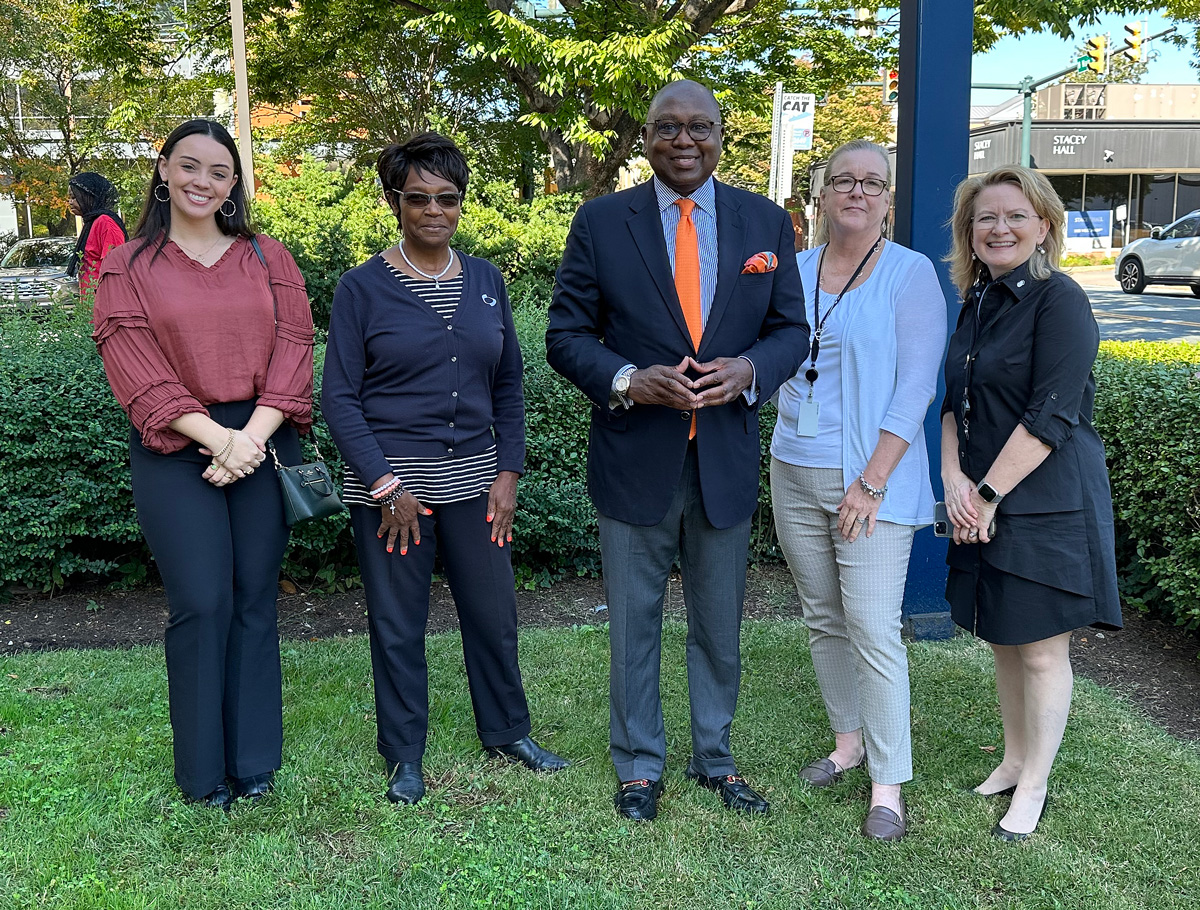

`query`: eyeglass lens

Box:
[652,120,717,141]
[401,192,462,208]
[829,176,887,196]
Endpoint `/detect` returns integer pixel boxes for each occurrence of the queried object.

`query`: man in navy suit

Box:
[546,80,809,820]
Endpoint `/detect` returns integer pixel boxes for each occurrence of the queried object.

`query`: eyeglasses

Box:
[827,175,888,196]
[646,119,721,141]
[973,212,1039,229]
[393,191,463,209]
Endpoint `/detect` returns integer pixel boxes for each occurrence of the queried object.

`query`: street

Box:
[1070,266,1200,343]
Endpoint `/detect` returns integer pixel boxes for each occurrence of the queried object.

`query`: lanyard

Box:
[804,236,882,391]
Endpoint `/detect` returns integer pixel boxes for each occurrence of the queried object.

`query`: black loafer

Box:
[232,771,275,802]
[385,761,426,805]
[686,769,771,815]
[197,783,233,810]
[614,778,664,821]
[485,736,571,773]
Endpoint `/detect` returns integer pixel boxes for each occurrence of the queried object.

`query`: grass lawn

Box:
[2,620,1198,909]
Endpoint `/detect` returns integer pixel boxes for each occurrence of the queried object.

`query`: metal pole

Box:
[230,0,254,198]
[1021,79,1033,167]
[894,0,974,639]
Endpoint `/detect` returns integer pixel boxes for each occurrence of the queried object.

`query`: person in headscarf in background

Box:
[67,172,128,296]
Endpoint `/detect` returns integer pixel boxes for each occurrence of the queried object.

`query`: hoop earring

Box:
[154,183,170,202]
[219,198,237,218]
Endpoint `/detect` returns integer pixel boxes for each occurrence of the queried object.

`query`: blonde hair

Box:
[946,165,1065,298]
[812,140,891,246]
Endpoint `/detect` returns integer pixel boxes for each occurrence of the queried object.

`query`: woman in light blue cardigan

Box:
[769,140,946,841]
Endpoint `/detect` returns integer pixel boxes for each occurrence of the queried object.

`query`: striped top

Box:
[341,256,497,506]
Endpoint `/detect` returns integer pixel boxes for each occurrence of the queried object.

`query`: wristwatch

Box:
[614,369,633,397]
[976,480,1005,504]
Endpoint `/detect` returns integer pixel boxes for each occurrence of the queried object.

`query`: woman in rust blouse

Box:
[92,119,314,810]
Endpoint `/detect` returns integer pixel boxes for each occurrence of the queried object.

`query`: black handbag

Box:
[268,437,346,527]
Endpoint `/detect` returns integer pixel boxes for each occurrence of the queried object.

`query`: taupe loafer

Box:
[799,757,859,788]
[861,797,907,841]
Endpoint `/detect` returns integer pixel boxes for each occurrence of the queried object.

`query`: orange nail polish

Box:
[400,547,407,555]
[386,546,393,553]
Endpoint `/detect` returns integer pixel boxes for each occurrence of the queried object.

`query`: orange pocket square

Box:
[741,251,778,274]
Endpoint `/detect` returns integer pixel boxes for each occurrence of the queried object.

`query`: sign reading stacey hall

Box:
[1052,134,1088,155]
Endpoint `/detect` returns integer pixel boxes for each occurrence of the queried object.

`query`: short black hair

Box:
[377,133,470,213]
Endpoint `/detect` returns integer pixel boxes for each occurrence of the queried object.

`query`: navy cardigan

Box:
[321,252,525,488]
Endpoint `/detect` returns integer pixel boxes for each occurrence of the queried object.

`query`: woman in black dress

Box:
[941,165,1121,841]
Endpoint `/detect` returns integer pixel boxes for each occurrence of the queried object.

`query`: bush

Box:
[1094,341,1200,632]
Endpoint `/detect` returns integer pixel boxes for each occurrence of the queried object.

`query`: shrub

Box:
[1094,341,1200,632]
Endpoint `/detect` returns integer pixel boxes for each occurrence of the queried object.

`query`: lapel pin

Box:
[482,294,497,307]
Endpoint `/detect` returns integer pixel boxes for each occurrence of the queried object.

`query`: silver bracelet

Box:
[858,473,887,500]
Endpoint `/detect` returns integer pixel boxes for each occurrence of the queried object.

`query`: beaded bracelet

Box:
[379,483,406,508]
[858,473,887,500]
[370,477,402,500]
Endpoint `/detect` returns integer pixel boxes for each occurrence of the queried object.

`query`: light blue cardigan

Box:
[771,241,948,527]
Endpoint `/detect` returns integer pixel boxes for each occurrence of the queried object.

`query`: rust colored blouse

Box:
[92,234,315,454]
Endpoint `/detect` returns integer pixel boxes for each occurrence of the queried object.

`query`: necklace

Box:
[399,242,455,288]
[172,234,225,264]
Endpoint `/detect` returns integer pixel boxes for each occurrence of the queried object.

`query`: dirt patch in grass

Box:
[2,565,1197,741]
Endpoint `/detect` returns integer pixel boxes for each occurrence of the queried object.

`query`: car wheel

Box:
[1119,258,1146,294]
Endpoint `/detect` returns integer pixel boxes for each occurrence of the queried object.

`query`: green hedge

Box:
[4,284,1199,629]
[1094,341,1200,632]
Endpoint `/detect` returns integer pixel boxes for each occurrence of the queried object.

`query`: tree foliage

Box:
[0,0,218,234]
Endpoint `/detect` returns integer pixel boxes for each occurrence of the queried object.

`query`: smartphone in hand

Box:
[934,501,996,539]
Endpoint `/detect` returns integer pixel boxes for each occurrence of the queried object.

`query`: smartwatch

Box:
[976,480,1005,504]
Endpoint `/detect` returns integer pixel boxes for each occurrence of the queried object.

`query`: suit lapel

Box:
[700,181,746,356]
[627,182,694,347]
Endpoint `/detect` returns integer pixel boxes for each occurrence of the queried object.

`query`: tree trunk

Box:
[550,113,642,199]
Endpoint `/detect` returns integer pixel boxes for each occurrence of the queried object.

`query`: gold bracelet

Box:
[215,429,236,465]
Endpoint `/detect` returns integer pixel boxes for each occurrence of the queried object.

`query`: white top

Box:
[771,240,948,526]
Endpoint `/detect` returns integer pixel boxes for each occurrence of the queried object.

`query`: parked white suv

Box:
[1114,210,1200,295]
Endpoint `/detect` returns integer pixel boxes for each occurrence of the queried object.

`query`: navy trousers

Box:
[130,400,300,799]
[350,492,532,764]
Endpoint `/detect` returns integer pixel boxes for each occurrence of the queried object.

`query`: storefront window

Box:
[1174,175,1200,221]
[1048,174,1083,212]
[1132,174,1176,239]
[1084,173,1131,248]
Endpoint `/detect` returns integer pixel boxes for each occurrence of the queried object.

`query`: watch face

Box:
[978,483,998,502]
[616,375,630,393]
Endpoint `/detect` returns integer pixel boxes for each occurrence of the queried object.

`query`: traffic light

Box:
[882,68,899,104]
[1124,23,1142,62]
[1086,35,1107,74]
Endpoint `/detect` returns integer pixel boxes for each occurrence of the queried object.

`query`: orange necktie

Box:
[674,198,702,438]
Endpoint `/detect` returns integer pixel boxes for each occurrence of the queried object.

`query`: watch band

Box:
[976,480,1005,504]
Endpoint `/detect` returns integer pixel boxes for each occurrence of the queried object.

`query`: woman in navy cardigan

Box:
[322,134,570,805]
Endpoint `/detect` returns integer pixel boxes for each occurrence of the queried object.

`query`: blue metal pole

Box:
[893,0,973,640]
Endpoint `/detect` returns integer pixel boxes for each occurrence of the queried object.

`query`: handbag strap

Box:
[249,235,277,326]
[267,438,327,468]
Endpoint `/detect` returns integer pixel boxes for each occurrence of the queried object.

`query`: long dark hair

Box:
[131,119,254,264]
[66,172,127,278]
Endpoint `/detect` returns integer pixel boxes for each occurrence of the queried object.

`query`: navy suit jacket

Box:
[545,180,810,529]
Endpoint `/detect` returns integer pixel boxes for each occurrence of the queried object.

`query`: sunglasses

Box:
[390,191,463,209]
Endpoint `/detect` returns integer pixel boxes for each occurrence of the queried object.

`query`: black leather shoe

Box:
[385,761,426,805]
[485,736,571,772]
[615,778,664,821]
[198,783,233,810]
[686,769,771,815]
[232,771,275,803]
[993,794,1049,842]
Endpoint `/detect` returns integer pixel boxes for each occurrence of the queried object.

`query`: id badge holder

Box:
[795,396,820,437]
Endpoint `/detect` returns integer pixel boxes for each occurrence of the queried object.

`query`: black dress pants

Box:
[350,492,532,764]
[129,400,300,799]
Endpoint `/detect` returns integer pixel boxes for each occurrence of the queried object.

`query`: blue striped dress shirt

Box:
[654,176,719,324]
